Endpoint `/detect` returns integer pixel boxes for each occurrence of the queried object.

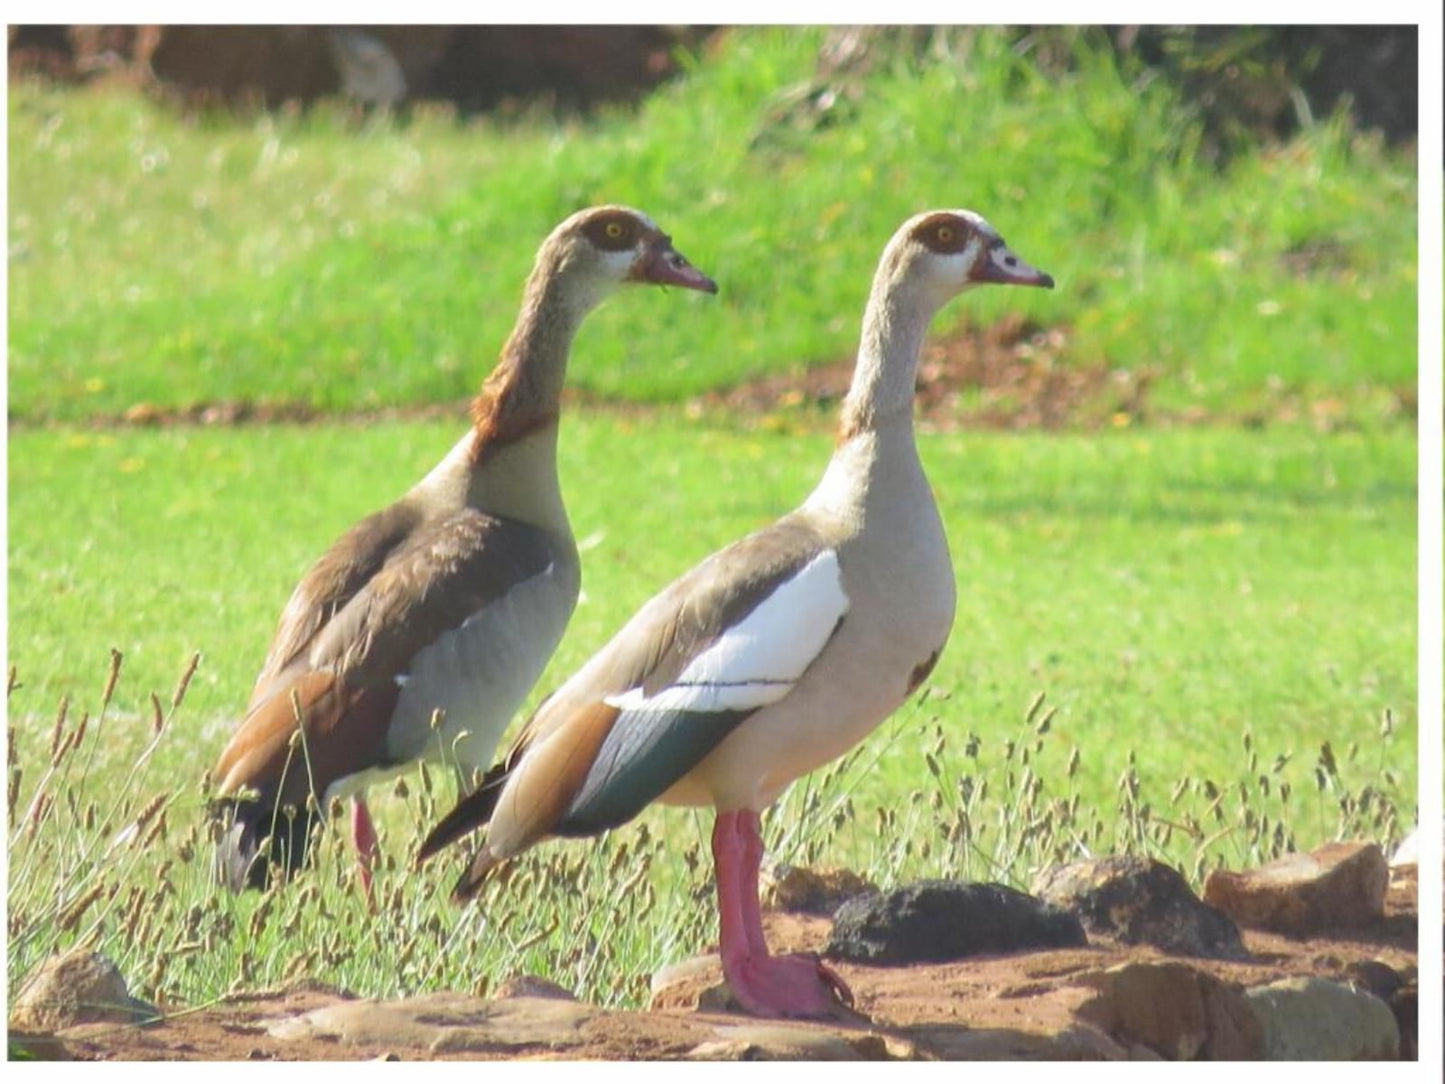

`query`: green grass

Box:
[8,28,1417,423]
[7,416,1414,1007]
[8,417,1416,802]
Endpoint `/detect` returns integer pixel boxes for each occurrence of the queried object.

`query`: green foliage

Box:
[8,27,1416,423]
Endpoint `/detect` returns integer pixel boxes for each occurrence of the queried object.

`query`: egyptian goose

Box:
[418,209,1052,1018]
[212,206,716,894]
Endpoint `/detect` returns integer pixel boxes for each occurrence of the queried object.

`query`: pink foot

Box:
[724,951,854,1019]
[712,809,856,1020]
[351,796,379,910]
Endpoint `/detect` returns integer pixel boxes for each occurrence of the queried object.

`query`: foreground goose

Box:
[212,206,716,894]
[419,208,1052,1018]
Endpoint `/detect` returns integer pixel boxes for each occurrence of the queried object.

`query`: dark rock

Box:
[1032,856,1247,961]
[825,880,1087,965]
[1340,959,1403,1001]
[1342,960,1419,1061]
[1388,977,1418,1061]
[1203,841,1388,936]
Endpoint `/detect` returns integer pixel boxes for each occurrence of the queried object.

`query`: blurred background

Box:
[5,24,1419,142]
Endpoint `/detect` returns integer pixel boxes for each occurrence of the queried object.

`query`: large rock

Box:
[267,993,601,1054]
[1243,977,1399,1059]
[826,881,1086,965]
[1032,856,1247,960]
[9,949,157,1034]
[1073,961,1264,1060]
[685,1024,903,1061]
[1203,841,1388,935]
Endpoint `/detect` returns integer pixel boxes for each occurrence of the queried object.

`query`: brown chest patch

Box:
[906,649,942,695]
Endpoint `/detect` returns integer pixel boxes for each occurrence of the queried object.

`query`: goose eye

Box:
[606,222,624,239]
[936,225,955,245]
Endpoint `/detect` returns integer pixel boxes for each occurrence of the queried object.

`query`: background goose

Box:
[212,205,716,895]
[418,209,1052,1018]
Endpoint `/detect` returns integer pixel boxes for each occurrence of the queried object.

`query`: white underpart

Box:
[600,247,638,279]
[936,244,977,291]
[606,549,849,715]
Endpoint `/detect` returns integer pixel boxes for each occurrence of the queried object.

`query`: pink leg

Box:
[351,796,378,908]
[712,810,853,1019]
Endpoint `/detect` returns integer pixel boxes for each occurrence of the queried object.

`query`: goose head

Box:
[880,209,1053,310]
[543,205,718,305]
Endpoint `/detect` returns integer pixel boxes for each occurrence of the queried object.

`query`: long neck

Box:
[836,269,938,441]
[469,250,601,462]
[805,264,948,524]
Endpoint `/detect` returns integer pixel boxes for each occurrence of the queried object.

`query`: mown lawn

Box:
[8,415,1415,830]
[6,415,1415,1006]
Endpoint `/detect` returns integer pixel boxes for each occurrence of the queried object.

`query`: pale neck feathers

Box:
[469,235,614,465]
[836,248,941,443]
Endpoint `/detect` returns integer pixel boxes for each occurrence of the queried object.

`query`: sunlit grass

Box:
[8,416,1416,1008]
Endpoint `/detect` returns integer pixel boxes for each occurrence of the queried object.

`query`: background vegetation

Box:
[8,26,1417,1012]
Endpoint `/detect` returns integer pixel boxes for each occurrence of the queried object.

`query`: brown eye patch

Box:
[912,213,972,255]
[583,213,642,252]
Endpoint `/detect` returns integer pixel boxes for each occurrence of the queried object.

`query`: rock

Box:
[1032,856,1247,960]
[493,974,576,1001]
[1386,862,1417,912]
[685,1024,897,1060]
[267,992,601,1054]
[904,1022,1131,1060]
[649,954,739,1013]
[1243,976,1399,1060]
[1074,961,1263,1060]
[9,949,157,1034]
[1202,841,1387,935]
[1387,975,1418,1061]
[827,881,1086,965]
[760,862,877,915]
[1337,959,1417,1059]
[1340,959,1404,1001]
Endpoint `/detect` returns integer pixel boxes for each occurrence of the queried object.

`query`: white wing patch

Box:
[605,549,848,716]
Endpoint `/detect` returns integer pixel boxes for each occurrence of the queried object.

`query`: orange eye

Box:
[936,226,955,244]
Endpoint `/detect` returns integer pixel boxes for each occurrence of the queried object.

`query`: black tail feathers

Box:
[212,797,320,892]
[415,761,510,866]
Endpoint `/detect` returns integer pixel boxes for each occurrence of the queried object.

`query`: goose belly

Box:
[387,565,578,775]
[664,572,956,811]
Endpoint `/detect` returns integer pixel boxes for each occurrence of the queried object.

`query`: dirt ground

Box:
[19,881,1416,1062]
[28,317,1413,436]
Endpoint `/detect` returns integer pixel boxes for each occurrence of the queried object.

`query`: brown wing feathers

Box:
[418,699,623,898]
[418,518,838,895]
[213,672,401,890]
